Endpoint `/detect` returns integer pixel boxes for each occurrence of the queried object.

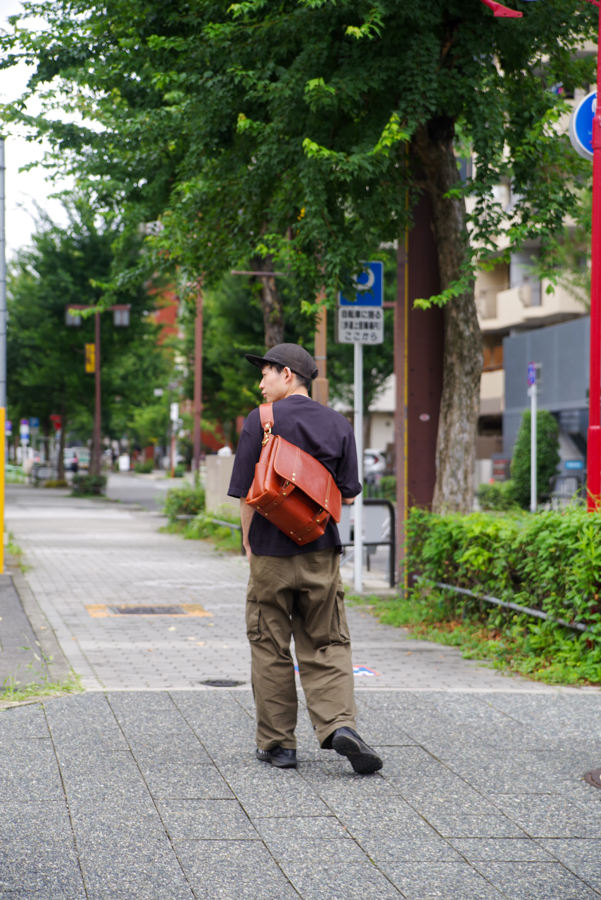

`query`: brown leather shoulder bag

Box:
[245,402,342,546]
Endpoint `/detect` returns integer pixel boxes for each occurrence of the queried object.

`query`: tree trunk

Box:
[251,255,284,348]
[413,118,482,514]
[57,405,66,481]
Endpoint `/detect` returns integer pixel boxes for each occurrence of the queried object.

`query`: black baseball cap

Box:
[245,343,318,381]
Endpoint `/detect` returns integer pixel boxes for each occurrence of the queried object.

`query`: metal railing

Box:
[340,498,396,588]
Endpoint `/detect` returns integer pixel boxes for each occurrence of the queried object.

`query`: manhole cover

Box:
[585,769,601,789]
[200,679,246,687]
[110,605,183,615]
[86,604,212,618]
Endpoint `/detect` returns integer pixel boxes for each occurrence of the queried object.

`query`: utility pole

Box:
[193,284,203,478]
[92,311,101,477]
[0,138,6,574]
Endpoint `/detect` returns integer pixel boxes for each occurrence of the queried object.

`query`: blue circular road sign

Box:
[569,90,596,162]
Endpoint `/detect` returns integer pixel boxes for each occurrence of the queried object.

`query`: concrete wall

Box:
[205,455,239,513]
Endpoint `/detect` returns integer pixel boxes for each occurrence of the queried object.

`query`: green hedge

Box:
[408,507,601,629]
[405,507,601,682]
[134,459,154,474]
[71,474,107,496]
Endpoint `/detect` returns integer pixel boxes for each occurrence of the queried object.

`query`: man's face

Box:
[259,364,291,403]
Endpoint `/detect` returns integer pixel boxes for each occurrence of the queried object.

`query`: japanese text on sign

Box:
[337,307,384,344]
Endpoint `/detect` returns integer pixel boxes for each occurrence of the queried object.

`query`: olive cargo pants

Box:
[247,548,357,750]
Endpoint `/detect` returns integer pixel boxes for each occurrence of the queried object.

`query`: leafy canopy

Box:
[0,0,596,306]
[7,199,169,443]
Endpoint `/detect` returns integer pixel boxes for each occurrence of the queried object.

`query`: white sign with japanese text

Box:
[336,306,384,344]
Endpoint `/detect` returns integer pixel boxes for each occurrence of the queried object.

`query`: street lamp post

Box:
[588,0,601,509]
[67,303,130,476]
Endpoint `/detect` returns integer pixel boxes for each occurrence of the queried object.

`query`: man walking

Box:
[228,343,383,775]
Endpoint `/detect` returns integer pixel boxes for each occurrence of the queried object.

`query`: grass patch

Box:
[6,464,26,484]
[6,532,28,573]
[1,645,83,705]
[346,589,601,686]
[162,509,242,554]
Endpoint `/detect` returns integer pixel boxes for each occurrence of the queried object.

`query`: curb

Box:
[6,557,72,683]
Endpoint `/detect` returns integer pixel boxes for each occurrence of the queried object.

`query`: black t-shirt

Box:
[228,394,361,557]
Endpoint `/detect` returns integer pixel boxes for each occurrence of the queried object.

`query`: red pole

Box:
[588,7,601,510]
[395,235,408,589]
[93,311,101,477]
[193,284,203,476]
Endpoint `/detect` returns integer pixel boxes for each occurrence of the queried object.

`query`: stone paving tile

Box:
[0,704,50,739]
[0,801,73,844]
[175,840,299,900]
[0,743,64,801]
[266,839,403,899]
[423,814,529,838]
[450,838,556,861]
[536,838,601,890]
[0,843,85,896]
[380,861,505,899]
[253,815,351,842]
[0,895,85,900]
[138,761,234,799]
[348,708,418,745]
[58,751,151,803]
[127,732,214,765]
[351,831,462,862]
[68,798,167,843]
[473,861,601,899]
[157,799,260,840]
[78,839,195,900]
[489,794,601,838]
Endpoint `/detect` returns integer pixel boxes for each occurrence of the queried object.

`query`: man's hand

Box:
[240,499,254,562]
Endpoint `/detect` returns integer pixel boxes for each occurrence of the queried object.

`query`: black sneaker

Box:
[256,746,297,768]
[331,727,383,775]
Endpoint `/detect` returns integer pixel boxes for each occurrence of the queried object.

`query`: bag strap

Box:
[259,403,274,446]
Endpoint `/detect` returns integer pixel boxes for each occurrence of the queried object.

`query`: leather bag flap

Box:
[272,438,341,522]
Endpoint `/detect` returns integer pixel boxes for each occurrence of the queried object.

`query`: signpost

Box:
[336,262,384,592]
[569,90,596,162]
[527,362,539,513]
[170,402,179,479]
[19,418,30,445]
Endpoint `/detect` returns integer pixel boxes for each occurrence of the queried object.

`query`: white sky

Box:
[0,0,72,258]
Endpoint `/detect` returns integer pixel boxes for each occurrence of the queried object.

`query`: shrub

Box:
[476,480,518,511]
[163,484,205,521]
[134,459,154,474]
[378,475,397,503]
[71,474,107,496]
[511,409,560,508]
[44,479,69,489]
[185,508,242,553]
[403,506,601,683]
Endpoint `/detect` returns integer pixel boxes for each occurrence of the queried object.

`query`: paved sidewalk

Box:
[4,486,569,693]
[3,690,601,899]
[3,485,601,899]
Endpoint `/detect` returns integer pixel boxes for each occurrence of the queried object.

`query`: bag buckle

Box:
[261,424,272,446]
